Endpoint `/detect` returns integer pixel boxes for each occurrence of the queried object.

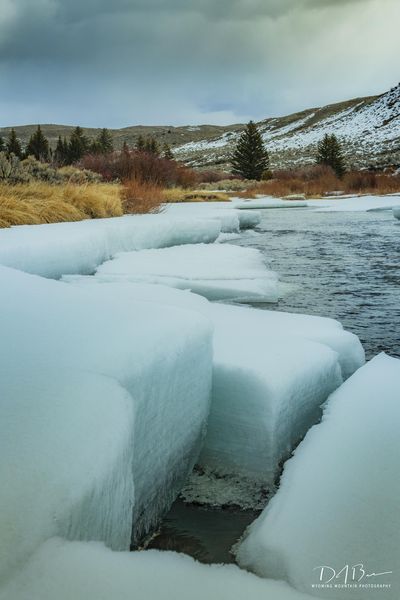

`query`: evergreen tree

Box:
[25,125,50,161]
[97,128,114,154]
[67,126,89,163]
[162,143,174,160]
[231,121,269,180]
[6,129,22,158]
[54,135,68,165]
[136,135,145,151]
[144,136,159,155]
[122,141,130,153]
[316,134,346,178]
[0,136,4,152]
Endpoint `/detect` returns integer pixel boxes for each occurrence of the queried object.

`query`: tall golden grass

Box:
[0,182,124,228]
[162,188,230,203]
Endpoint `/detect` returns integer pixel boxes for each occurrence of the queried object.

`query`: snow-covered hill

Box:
[175,84,400,171]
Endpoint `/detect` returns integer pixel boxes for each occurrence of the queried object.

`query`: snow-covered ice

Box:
[0,266,213,575]
[232,198,308,209]
[0,367,134,581]
[0,538,316,600]
[94,243,280,303]
[307,195,400,212]
[63,279,364,496]
[199,304,364,488]
[0,214,221,278]
[237,354,400,599]
[164,202,261,231]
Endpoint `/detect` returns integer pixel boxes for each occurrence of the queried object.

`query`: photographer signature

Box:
[314,564,393,585]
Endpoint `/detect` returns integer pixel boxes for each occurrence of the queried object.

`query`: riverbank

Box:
[0,200,398,599]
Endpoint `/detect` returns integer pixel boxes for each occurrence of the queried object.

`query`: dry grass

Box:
[237,167,400,199]
[0,182,124,228]
[162,188,230,203]
[121,178,164,214]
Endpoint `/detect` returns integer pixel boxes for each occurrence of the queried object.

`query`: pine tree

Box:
[0,136,4,152]
[54,135,68,165]
[144,136,159,155]
[231,121,269,180]
[162,143,174,160]
[316,134,346,178]
[122,141,130,153]
[25,125,50,161]
[97,128,113,154]
[6,129,22,158]
[67,126,89,163]
[136,135,145,151]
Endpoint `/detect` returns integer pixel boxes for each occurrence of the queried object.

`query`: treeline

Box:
[231,121,346,181]
[0,126,174,167]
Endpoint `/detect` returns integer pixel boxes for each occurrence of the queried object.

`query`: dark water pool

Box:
[148,207,400,563]
[241,208,400,359]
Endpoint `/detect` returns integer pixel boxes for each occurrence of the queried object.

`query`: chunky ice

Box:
[95,243,280,302]
[237,354,400,599]
[0,265,213,577]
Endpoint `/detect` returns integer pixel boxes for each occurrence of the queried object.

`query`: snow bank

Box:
[0,266,213,576]
[209,304,365,381]
[237,354,400,599]
[94,243,280,303]
[63,280,364,496]
[232,197,308,209]
[0,214,221,278]
[394,207,400,220]
[307,195,400,212]
[0,367,134,581]
[165,202,261,231]
[0,538,316,600]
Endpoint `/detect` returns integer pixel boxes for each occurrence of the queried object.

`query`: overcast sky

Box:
[0,0,399,127]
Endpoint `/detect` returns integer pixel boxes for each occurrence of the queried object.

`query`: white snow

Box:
[164,202,261,231]
[199,304,364,487]
[237,353,400,599]
[307,195,400,212]
[232,198,309,209]
[0,266,213,576]
[0,214,221,278]
[63,279,364,496]
[0,538,316,600]
[393,207,400,220]
[93,243,280,303]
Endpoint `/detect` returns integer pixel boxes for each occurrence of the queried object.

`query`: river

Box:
[148,207,400,562]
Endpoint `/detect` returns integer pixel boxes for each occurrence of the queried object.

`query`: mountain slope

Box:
[175,84,400,171]
[1,84,399,171]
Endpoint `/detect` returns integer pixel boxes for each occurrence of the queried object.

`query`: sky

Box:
[0,0,399,128]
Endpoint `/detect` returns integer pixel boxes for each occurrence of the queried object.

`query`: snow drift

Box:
[0,266,213,578]
[63,279,364,496]
[0,538,316,600]
[237,354,400,599]
[0,214,221,278]
[94,243,280,303]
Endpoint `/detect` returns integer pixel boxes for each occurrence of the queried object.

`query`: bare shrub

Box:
[121,179,164,214]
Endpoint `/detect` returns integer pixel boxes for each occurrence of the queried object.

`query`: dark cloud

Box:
[0,0,398,126]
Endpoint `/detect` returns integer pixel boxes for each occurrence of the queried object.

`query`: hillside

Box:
[1,84,399,171]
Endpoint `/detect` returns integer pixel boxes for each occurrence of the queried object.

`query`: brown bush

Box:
[121,178,164,214]
[237,165,400,198]
[80,150,198,188]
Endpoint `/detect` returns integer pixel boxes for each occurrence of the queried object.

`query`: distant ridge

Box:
[1,84,399,170]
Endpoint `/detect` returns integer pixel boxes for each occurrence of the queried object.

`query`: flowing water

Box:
[148,207,400,563]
